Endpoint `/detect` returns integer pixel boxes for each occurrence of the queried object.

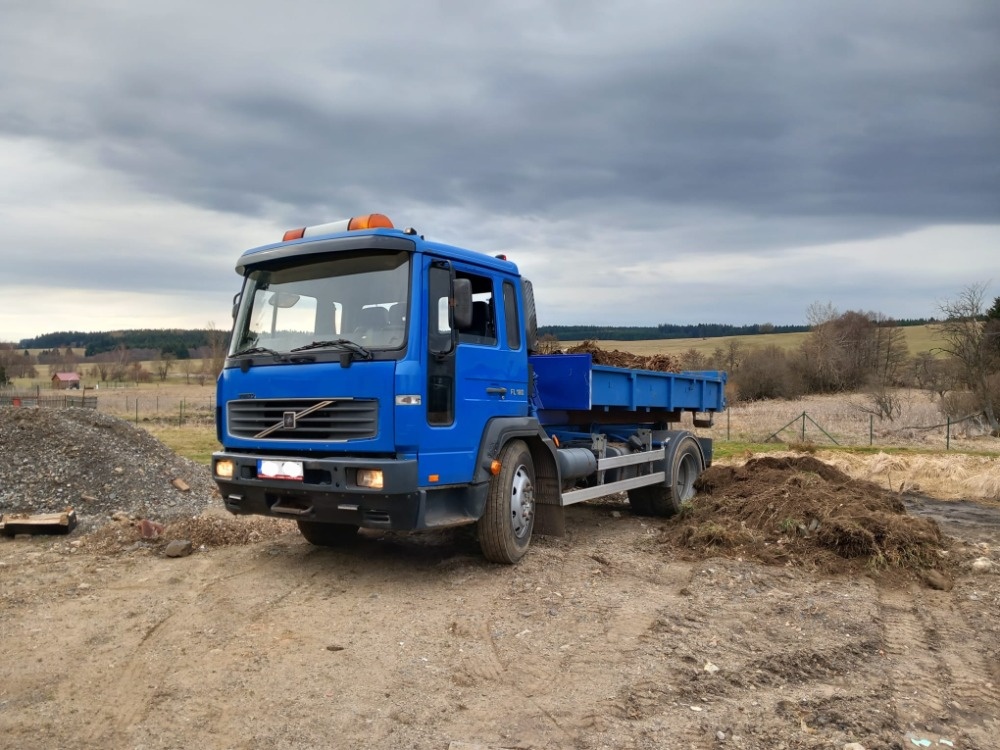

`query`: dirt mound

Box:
[0,406,218,531]
[565,340,681,372]
[79,511,293,554]
[660,455,948,578]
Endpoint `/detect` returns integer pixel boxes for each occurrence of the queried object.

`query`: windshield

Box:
[230,250,410,356]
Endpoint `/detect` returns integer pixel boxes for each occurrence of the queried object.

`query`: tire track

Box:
[77,553,323,746]
[880,587,1000,747]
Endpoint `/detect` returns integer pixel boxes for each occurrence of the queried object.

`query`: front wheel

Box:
[478,439,535,564]
[296,520,359,547]
[628,435,703,517]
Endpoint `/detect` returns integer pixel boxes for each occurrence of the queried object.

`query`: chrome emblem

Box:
[254,400,334,439]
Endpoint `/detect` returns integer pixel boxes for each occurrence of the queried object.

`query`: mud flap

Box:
[534,503,565,537]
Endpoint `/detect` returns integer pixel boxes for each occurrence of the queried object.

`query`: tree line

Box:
[537,318,935,342]
[17,329,221,357]
[2,325,229,387]
[677,286,999,435]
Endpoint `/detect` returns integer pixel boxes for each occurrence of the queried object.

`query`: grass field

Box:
[563,323,947,358]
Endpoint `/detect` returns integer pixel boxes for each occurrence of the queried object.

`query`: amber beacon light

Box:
[282,213,394,242]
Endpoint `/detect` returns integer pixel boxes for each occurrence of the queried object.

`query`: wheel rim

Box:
[676,451,698,501]
[509,463,534,539]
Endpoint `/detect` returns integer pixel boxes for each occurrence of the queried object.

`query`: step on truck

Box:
[212,214,727,563]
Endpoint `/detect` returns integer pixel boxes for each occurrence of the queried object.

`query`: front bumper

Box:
[212,451,487,530]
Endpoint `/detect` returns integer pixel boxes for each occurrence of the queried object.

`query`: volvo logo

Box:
[254,400,335,439]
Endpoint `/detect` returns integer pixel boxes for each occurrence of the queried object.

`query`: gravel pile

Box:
[0,407,219,532]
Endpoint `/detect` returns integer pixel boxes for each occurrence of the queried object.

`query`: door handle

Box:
[486,387,507,396]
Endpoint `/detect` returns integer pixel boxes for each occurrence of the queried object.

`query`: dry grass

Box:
[703,389,994,451]
[563,324,947,359]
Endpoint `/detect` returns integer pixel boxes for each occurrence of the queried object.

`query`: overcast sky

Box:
[1,0,998,343]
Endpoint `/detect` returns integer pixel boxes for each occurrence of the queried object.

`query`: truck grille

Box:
[228,398,378,441]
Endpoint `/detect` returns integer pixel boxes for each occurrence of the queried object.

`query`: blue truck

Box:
[212,214,727,563]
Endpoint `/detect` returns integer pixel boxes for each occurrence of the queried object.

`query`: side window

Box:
[502,281,521,350]
[427,264,454,426]
[456,271,497,346]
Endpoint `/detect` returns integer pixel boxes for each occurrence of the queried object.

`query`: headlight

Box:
[357,469,384,489]
[215,459,235,479]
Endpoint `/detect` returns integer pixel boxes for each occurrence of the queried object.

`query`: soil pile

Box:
[566,340,681,372]
[0,406,218,531]
[661,455,949,577]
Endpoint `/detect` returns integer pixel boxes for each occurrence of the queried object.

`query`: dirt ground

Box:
[2,456,999,750]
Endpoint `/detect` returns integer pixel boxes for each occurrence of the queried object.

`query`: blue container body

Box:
[530,353,726,425]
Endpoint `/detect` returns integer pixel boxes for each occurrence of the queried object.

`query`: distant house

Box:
[52,372,81,390]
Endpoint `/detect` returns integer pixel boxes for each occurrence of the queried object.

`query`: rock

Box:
[970,557,993,573]
[843,742,867,750]
[923,569,953,591]
[164,539,194,558]
[704,661,720,674]
[137,519,165,540]
[171,478,191,492]
[716,731,726,741]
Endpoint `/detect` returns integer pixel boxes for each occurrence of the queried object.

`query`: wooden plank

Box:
[0,509,78,536]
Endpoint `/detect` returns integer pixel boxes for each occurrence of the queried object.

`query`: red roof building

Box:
[51,372,81,390]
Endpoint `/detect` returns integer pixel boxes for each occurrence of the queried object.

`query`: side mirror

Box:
[231,292,241,320]
[453,278,473,330]
[269,292,301,308]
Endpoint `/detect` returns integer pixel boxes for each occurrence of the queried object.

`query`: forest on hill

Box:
[534,318,936,341]
[17,329,221,357]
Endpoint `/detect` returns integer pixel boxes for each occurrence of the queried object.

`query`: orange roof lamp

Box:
[282,214,394,242]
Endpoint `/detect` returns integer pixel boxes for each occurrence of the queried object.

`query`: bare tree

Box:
[111,344,131,383]
[154,352,176,382]
[679,348,708,370]
[205,321,229,380]
[936,282,1000,435]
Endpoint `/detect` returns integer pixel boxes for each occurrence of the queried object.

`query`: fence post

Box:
[801,412,806,442]
[726,408,730,440]
[946,417,951,450]
[135,398,139,424]
[870,415,873,446]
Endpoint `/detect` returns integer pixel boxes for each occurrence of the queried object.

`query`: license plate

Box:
[257,459,304,481]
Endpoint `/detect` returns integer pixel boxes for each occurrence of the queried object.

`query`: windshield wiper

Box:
[233,346,288,361]
[232,345,316,370]
[290,339,373,360]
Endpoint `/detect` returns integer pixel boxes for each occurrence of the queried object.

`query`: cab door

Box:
[418,261,529,486]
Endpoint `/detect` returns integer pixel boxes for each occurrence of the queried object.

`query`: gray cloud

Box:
[0,0,997,340]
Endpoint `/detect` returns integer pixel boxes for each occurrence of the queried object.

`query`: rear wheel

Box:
[296,520,359,547]
[478,440,535,564]
[628,435,703,517]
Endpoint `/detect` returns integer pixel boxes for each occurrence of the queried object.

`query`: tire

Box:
[627,435,703,518]
[478,439,535,564]
[296,520,359,547]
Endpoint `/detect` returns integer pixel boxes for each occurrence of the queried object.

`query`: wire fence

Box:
[713,408,994,451]
[0,390,99,409]
[3,386,996,451]
[1,387,215,425]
